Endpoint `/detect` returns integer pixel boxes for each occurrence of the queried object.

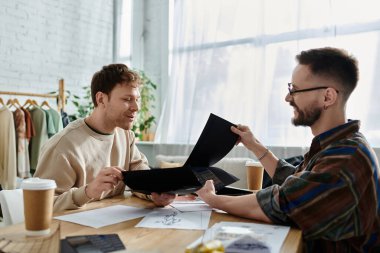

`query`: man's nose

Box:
[285,92,292,102]
[130,101,140,111]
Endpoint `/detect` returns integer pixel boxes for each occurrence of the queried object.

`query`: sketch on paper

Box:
[225,235,270,253]
[190,222,290,253]
[156,211,182,226]
[136,209,211,230]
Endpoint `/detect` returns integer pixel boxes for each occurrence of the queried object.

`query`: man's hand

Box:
[231,124,258,150]
[85,167,124,199]
[151,192,176,207]
[195,180,216,203]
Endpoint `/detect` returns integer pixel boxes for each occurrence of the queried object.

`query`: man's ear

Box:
[324,87,338,107]
[95,92,107,107]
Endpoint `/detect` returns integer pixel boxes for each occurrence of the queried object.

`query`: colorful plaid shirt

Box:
[257,120,380,252]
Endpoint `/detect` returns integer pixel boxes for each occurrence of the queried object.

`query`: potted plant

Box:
[132,70,157,141]
[68,69,157,141]
[67,86,93,122]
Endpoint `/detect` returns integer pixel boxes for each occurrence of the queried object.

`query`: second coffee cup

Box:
[21,178,56,236]
[245,160,264,191]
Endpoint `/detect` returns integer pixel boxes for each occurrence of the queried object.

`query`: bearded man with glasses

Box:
[197,47,380,252]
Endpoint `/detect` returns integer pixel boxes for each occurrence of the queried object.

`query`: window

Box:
[114,0,132,66]
[155,0,380,147]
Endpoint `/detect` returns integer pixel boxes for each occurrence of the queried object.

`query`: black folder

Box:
[123,166,239,195]
[123,113,242,195]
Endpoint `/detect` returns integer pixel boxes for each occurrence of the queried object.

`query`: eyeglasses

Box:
[287,83,339,96]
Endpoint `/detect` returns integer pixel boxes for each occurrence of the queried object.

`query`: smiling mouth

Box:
[289,103,298,111]
[126,115,135,121]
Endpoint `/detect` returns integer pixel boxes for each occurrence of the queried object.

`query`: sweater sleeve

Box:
[34,144,92,212]
[127,130,150,171]
[125,130,153,201]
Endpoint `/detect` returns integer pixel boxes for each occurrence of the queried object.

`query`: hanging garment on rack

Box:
[61,110,70,128]
[43,108,63,138]
[0,106,17,190]
[21,108,36,141]
[21,108,35,177]
[28,107,49,173]
[13,108,31,178]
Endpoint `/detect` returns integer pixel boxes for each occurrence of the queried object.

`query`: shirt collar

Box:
[310,119,360,153]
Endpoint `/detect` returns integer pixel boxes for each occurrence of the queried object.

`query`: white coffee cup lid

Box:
[245,160,262,166]
[21,178,57,190]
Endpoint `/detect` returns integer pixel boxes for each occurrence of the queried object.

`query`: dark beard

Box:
[291,101,322,127]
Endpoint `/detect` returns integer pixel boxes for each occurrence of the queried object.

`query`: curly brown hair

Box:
[91,64,141,107]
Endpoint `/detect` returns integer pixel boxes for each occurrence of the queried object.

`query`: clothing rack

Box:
[0,79,66,111]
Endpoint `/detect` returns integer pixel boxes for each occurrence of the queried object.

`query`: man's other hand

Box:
[85,167,123,199]
[151,192,176,207]
[195,180,216,203]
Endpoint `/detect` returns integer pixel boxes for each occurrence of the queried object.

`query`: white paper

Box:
[170,200,212,212]
[191,222,290,253]
[54,205,152,228]
[136,209,211,230]
[172,199,205,204]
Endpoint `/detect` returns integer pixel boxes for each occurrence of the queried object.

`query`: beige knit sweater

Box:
[34,119,149,212]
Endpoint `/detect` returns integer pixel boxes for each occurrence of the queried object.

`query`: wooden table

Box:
[0,193,303,253]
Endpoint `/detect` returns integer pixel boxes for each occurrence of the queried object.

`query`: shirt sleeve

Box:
[257,154,372,241]
[34,145,93,212]
[272,159,297,185]
[255,159,296,224]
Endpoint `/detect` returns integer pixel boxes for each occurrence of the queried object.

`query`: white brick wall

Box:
[0,0,114,113]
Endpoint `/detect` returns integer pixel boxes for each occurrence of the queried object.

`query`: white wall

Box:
[0,0,114,112]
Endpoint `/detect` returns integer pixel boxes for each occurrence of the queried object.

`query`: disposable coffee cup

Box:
[245,160,264,190]
[21,178,56,236]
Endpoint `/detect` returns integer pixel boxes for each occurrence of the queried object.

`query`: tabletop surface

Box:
[0,193,303,253]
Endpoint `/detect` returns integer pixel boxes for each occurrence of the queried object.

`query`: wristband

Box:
[258,148,269,161]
